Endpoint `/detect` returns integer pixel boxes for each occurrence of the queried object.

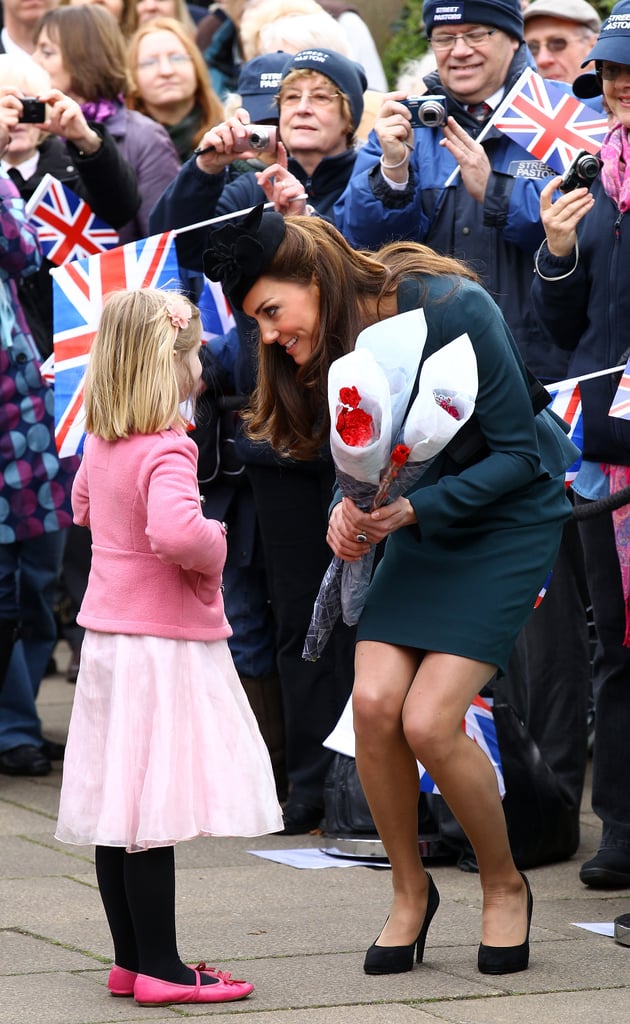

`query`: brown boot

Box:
[239,673,288,802]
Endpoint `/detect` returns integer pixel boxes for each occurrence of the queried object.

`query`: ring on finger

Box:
[355,532,368,544]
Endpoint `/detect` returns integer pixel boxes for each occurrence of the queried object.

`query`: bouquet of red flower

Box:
[303,324,478,661]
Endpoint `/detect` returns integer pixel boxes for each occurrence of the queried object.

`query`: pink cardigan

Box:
[72,429,231,641]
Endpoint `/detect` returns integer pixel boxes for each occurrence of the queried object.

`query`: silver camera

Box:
[233,124,278,155]
[402,95,447,128]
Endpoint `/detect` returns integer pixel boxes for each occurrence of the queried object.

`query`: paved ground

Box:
[1,643,629,1024]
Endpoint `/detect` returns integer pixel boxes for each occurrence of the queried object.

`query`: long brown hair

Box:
[243,217,479,460]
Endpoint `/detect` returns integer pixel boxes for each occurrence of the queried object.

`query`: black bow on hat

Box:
[202,203,286,311]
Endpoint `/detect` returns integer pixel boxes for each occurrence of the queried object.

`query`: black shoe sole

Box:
[579,869,630,889]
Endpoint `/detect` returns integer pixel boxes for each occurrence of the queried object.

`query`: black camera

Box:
[401,95,447,128]
[558,149,603,193]
[18,97,46,123]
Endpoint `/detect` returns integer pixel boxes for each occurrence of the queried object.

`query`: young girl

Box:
[55,288,283,1006]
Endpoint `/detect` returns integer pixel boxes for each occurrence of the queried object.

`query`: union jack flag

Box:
[419,695,505,798]
[547,378,583,483]
[323,694,504,798]
[492,68,608,173]
[25,173,119,265]
[51,231,181,456]
[197,276,235,341]
[609,355,630,420]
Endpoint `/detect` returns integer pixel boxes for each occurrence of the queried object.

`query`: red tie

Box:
[467,102,492,123]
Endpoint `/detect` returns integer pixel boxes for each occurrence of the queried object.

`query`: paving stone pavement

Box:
[1,645,629,1024]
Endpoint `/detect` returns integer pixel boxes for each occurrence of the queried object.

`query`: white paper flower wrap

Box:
[303,327,478,661]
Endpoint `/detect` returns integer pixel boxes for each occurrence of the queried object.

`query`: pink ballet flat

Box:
[107,964,138,996]
[134,964,254,1005]
[108,960,222,997]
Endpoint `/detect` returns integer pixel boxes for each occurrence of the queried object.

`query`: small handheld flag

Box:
[26,173,119,265]
[492,68,608,173]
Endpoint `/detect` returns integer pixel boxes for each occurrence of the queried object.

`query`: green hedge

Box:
[381,0,616,89]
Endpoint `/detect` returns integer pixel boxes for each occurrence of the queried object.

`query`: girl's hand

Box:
[439,116,491,202]
[255,154,306,214]
[540,175,594,257]
[327,496,417,562]
[38,89,102,154]
[374,90,414,177]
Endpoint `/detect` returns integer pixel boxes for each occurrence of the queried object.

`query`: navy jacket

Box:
[334,43,568,383]
[531,178,630,465]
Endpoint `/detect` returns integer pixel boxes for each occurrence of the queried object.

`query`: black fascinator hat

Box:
[202,203,286,311]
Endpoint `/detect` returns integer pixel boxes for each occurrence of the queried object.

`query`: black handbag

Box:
[323,753,377,835]
[493,701,580,869]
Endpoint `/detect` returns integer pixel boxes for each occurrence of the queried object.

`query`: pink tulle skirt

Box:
[55,631,284,852]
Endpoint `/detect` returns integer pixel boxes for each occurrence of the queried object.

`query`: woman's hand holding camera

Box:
[540,176,595,258]
[195,109,262,174]
[37,90,102,155]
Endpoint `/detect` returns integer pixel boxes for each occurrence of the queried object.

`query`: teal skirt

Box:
[357,472,571,674]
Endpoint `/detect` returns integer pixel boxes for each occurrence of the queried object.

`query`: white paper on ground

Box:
[247,848,389,869]
[572,922,615,937]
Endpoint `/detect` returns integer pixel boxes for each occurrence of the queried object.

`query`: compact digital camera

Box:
[558,149,603,193]
[401,95,447,128]
[233,124,278,155]
[18,97,46,123]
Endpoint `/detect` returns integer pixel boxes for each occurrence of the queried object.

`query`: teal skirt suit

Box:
[356,274,577,674]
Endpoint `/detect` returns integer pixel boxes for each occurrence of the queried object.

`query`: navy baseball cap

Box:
[580,0,630,67]
[237,51,289,123]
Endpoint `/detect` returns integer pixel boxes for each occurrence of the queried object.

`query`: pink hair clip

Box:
[165,295,192,331]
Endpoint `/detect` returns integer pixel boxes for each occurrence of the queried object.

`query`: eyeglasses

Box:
[599,62,630,81]
[526,37,574,57]
[430,28,497,50]
[137,52,192,70]
[280,89,340,108]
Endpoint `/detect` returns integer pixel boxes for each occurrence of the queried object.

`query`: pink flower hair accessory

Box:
[165,295,192,331]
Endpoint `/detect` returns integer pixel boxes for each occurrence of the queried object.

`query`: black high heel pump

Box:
[363,873,440,975]
[477,872,533,975]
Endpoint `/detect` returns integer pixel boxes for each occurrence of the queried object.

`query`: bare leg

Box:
[403,651,527,947]
[354,642,527,950]
[353,641,432,947]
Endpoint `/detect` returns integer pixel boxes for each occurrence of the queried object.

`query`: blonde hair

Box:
[240,0,324,60]
[84,288,201,440]
[258,11,350,57]
[0,53,51,94]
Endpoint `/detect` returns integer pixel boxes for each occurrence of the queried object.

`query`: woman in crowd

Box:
[150,47,367,835]
[127,17,224,161]
[33,4,181,242]
[202,207,578,973]
[532,0,630,890]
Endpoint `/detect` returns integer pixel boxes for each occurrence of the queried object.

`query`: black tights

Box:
[94,845,211,985]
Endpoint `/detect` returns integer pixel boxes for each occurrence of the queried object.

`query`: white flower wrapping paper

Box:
[302,322,479,662]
